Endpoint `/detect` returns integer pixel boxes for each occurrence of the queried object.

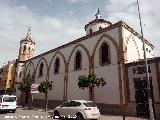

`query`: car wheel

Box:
[76,113,84,120]
[54,110,60,119]
[12,109,16,113]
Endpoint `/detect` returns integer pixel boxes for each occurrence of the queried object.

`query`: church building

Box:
[11,9,159,117]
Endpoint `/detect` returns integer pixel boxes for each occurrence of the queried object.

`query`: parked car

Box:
[0,95,17,113]
[53,100,100,120]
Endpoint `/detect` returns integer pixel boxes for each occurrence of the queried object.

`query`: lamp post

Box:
[136,0,155,119]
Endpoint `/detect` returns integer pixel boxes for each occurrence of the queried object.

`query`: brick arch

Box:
[25,61,36,81]
[125,34,140,59]
[66,43,91,100]
[91,34,124,105]
[92,34,119,69]
[26,60,36,73]
[67,43,91,67]
[35,57,49,81]
[48,51,66,78]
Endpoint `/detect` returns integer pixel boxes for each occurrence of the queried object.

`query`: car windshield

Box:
[3,97,16,102]
[83,102,97,107]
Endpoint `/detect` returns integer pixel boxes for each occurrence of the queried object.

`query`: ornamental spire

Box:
[26,26,32,41]
[95,8,101,20]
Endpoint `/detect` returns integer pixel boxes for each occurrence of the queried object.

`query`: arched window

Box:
[90,29,92,34]
[39,63,44,77]
[75,50,82,70]
[99,26,102,30]
[100,43,110,65]
[54,58,60,74]
[23,45,26,53]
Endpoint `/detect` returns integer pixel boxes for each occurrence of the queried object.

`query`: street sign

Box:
[31,84,39,93]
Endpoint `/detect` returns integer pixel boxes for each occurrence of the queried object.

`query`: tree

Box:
[78,74,106,100]
[38,81,53,111]
[18,83,31,93]
[6,86,16,95]
[18,81,31,107]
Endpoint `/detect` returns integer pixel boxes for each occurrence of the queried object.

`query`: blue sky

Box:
[0,0,159,66]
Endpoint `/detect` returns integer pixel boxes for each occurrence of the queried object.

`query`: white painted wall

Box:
[86,22,111,35]
[94,36,120,104]
[67,46,90,100]
[48,54,65,101]
[16,24,123,105]
[123,28,154,63]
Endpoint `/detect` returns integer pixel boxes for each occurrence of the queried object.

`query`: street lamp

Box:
[136,0,155,119]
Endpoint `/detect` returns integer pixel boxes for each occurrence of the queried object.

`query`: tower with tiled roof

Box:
[18,27,35,62]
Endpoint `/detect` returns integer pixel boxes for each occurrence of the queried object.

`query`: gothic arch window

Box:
[39,62,44,77]
[54,57,60,74]
[99,42,110,65]
[23,45,26,53]
[90,29,92,34]
[99,26,102,30]
[74,50,82,70]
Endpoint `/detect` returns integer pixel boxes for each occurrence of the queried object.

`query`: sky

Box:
[0,0,159,66]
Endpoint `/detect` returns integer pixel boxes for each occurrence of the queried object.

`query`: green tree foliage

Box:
[78,74,106,89]
[6,87,16,95]
[38,80,53,111]
[38,81,53,93]
[78,74,106,100]
[18,83,31,93]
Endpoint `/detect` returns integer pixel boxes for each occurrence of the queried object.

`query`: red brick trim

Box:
[124,65,130,102]
[125,34,141,60]
[48,51,66,101]
[48,51,66,78]
[66,43,90,100]
[25,21,123,62]
[155,63,160,98]
[122,23,154,49]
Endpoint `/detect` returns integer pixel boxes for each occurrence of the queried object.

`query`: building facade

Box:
[0,60,17,94]
[1,9,159,117]
[126,58,160,118]
[14,9,157,113]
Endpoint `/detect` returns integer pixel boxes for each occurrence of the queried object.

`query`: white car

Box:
[0,95,17,113]
[53,100,100,120]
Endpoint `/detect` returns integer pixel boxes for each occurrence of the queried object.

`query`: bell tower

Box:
[18,27,35,62]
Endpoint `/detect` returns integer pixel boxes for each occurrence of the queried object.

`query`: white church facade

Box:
[13,10,160,117]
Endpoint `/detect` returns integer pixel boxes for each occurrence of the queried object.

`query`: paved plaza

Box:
[0,107,148,120]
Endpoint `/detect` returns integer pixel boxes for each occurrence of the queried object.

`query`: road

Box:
[0,107,147,120]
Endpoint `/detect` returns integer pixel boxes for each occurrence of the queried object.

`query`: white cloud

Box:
[67,0,89,3]
[0,4,84,66]
[105,0,160,56]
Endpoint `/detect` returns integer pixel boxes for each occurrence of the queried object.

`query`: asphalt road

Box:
[0,107,147,120]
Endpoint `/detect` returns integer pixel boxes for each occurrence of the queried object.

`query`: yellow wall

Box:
[0,62,16,91]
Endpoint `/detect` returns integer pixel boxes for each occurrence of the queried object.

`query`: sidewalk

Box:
[99,115,147,120]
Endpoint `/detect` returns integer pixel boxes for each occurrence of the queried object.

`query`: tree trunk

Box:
[89,87,94,101]
[45,92,48,111]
